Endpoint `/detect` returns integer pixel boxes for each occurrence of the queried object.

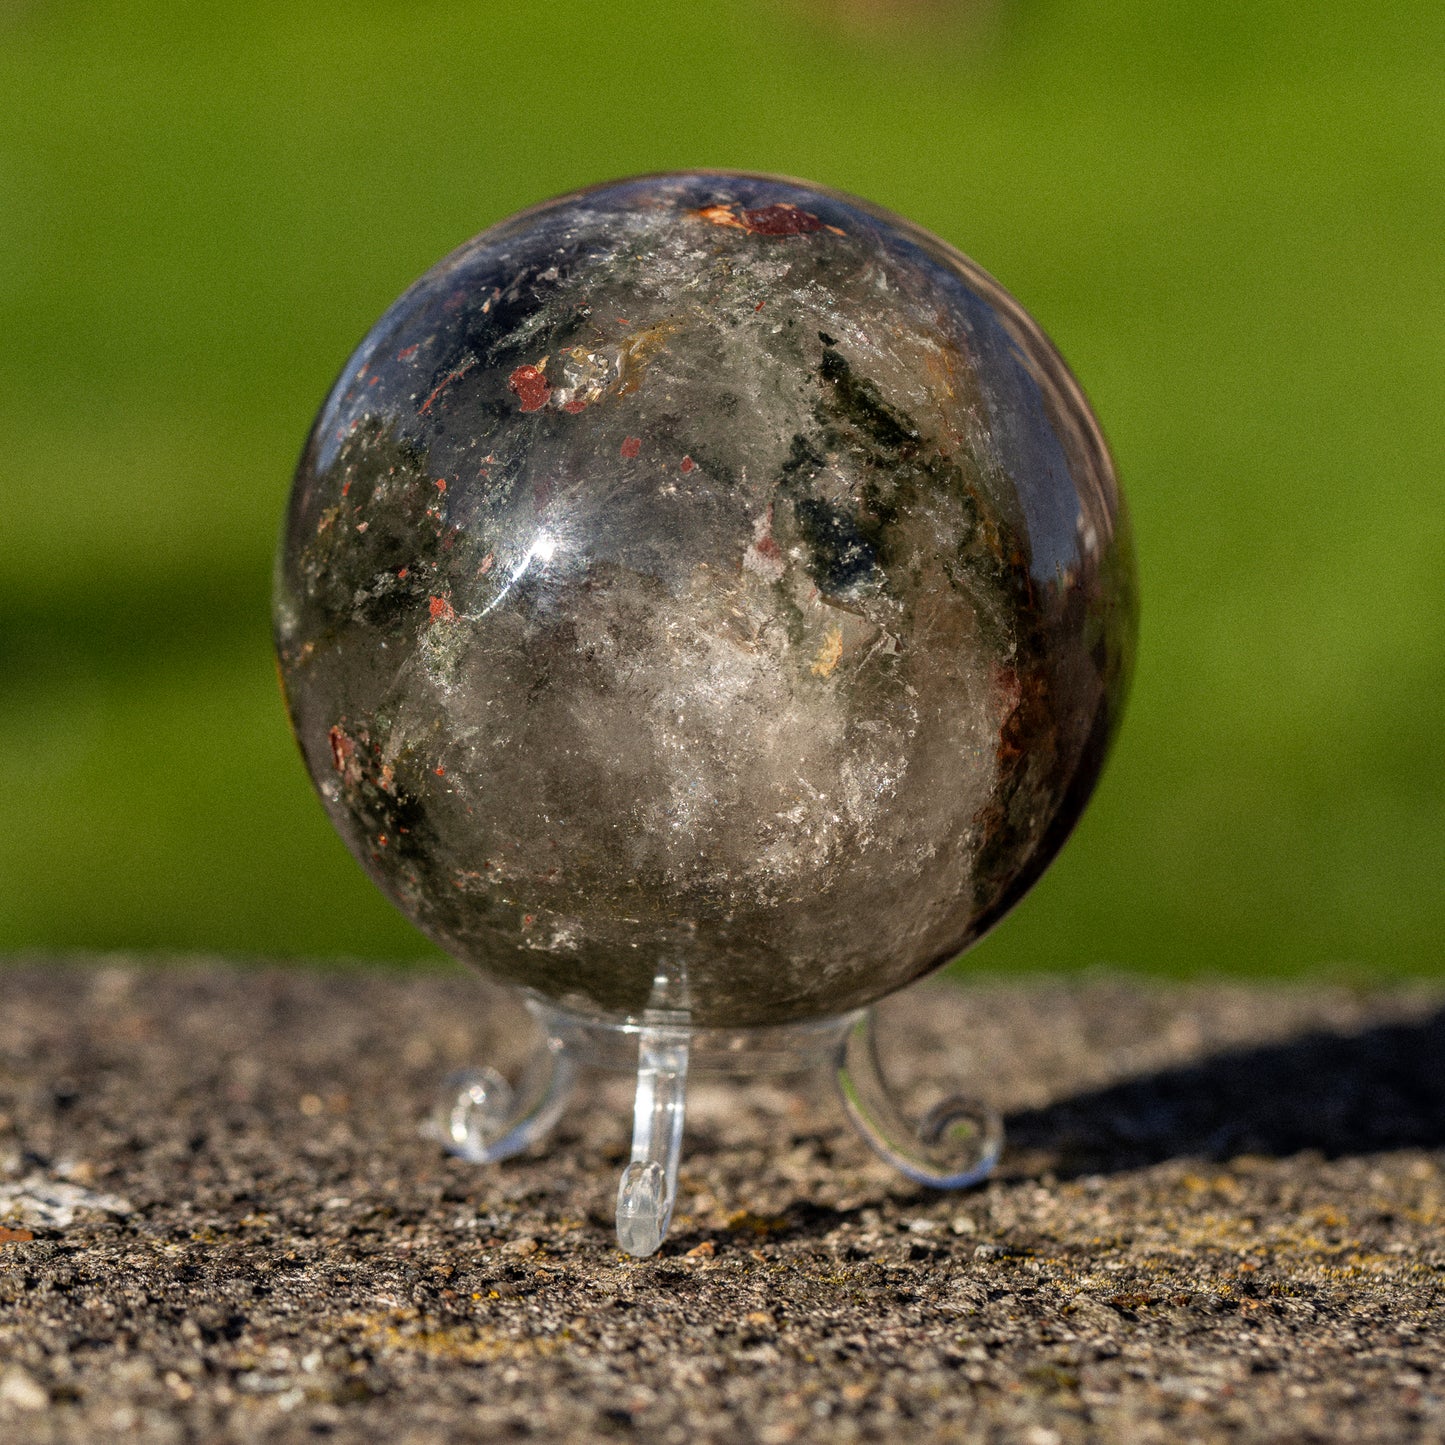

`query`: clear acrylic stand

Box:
[425,976,1002,1258]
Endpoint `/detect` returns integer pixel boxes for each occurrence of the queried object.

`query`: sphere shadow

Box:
[1001,1007,1445,1180]
[735,1003,1445,1250]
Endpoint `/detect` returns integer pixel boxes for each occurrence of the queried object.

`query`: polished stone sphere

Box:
[276,172,1136,1027]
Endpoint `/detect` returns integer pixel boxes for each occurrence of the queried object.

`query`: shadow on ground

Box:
[1004,1007,1445,1178]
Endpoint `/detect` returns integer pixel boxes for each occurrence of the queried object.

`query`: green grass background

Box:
[1,0,1441,976]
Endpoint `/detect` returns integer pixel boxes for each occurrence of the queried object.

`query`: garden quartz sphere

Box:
[275,173,1135,1030]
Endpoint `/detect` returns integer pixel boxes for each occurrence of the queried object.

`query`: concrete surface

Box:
[2,962,1444,1443]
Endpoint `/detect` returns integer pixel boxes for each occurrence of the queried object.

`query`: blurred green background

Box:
[1,0,1441,977]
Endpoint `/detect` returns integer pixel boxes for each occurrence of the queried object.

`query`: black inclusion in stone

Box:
[792,497,878,595]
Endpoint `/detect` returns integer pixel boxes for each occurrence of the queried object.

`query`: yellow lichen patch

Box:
[810,627,844,677]
[344,1310,564,1365]
[725,1209,791,1235]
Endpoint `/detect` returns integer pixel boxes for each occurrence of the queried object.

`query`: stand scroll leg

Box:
[426,1034,576,1165]
[616,1024,689,1258]
[836,1009,1002,1189]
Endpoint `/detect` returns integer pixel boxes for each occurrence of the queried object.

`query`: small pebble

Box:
[0,1366,48,1412]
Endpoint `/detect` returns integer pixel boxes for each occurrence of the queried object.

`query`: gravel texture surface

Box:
[2,961,1444,1444]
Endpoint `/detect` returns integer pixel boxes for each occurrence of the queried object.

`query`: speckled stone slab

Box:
[3,962,1445,1444]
